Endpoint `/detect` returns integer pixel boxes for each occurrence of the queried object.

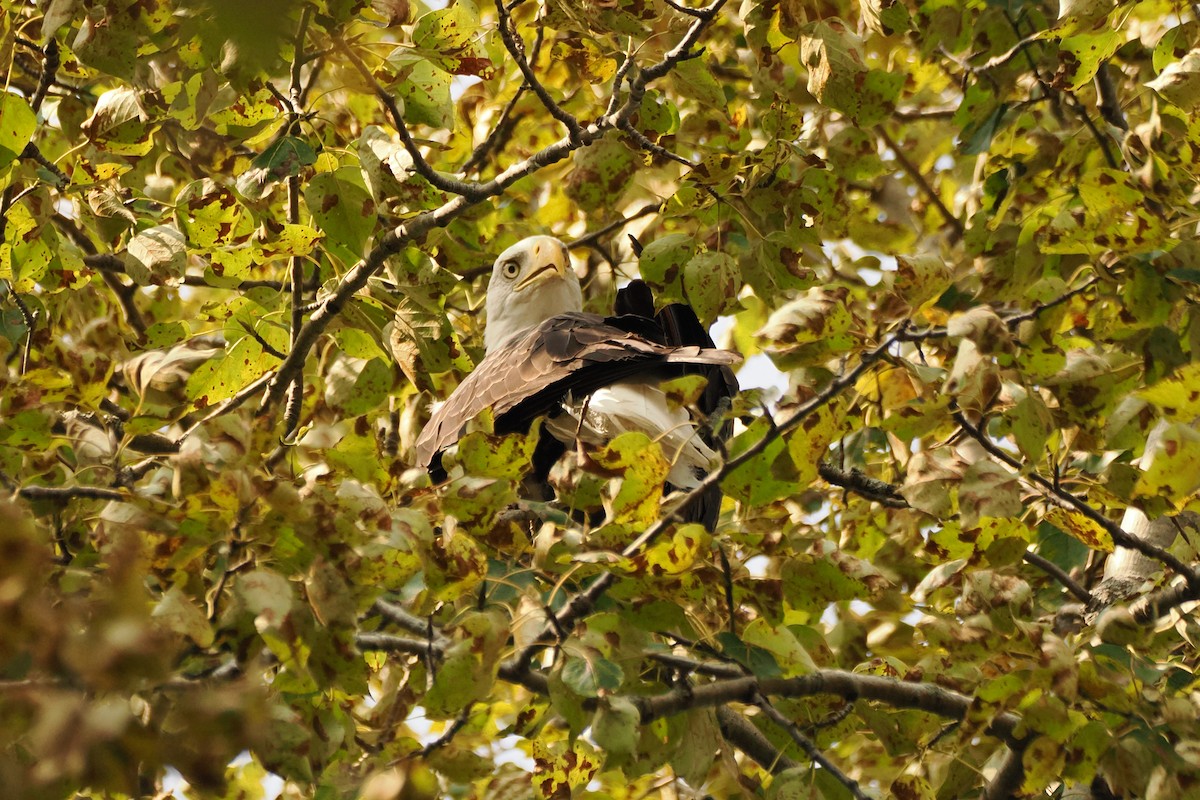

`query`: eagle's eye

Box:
[502,260,520,279]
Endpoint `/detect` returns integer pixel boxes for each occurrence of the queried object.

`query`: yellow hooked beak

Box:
[514,239,571,291]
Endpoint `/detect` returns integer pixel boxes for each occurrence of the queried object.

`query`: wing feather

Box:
[414,312,738,468]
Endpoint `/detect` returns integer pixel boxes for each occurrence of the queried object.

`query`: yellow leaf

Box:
[1139,363,1200,420]
[1045,507,1114,553]
[1134,422,1200,505]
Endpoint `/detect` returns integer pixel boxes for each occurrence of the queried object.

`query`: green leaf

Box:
[237,136,317,200]
[670,57,726,109]
[152,585,214,647]
[715,631,782,678]
[1139,362,1200,420]
[723,417,797,506]
[81,87,157,156]
[1059,28,1124,91]
[337,357,393,417]
[1154,23,1199,72]
[424,652,493,718]
[394,59,454,128]
[565,134,638,212]
[799,21,902,125]
[456,427,538,480]
[593,432,669,526]
[1147,49,1200,111]
[781,556,866,615]
[1044,507,1114,553]
[0,93,36,170]
[303,169,376,261]
[741,618,820,675]
[186,338,278,411]
[757,286,857,364]
[683,251,740,324]
[236,569,294,631]
[560,650,624,697]
[123,224,187,286]
[589,696,640,763]
[638,233,693,302]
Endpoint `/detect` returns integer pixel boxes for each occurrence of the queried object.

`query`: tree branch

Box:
[1130,577,1200,625]
[1023,550,1092,604]
[1094,63,1128,131]
[370,598,441,639]
[282,7,313,444]
[715,706,799,773]
[818,463,908,507]
[981,743,1028,800]
[30,37,59,114]
[20,142,69,186]
[634,670,1025,748]
[17,485,127,502]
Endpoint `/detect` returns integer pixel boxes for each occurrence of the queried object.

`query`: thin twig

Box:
[662,0,707,16]
[282,8,312,444]
[494,0,584,144]
[646,651,745,679]
[30,38,60,114]
[335,37,487,200]
[753,692,870,800]
[20,142,68,186]
[570,204,663,253]
[415,704,474,757]
[238,320,287,360]
[1023,551,1092,604]
[371,598,443,639]
[81,251,297,292]
[100,272,147,341]
[876,126,964,242]
[634,670,1024,748]
[4,287,37,369]
[900,275,1099,343]
[460,20,545,176]
[604,41,637,118]
[460,87,528,176]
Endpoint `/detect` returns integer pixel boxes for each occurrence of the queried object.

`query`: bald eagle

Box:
[415,235,739,528]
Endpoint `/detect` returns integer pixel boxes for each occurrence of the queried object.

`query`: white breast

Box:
[545,379,717,488]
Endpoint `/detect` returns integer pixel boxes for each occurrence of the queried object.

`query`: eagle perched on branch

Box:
[415,235,739,528]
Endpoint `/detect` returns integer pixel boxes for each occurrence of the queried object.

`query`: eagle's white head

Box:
[484,235,581,353]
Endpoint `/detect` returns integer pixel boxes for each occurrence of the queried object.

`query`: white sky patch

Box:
[450,75,482,101]
[744,554,770,578]
[160,753,283,800]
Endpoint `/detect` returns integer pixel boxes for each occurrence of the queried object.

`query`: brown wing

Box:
[414,312,739,469]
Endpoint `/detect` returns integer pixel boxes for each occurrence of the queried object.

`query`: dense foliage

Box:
[2,0,1200,797]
